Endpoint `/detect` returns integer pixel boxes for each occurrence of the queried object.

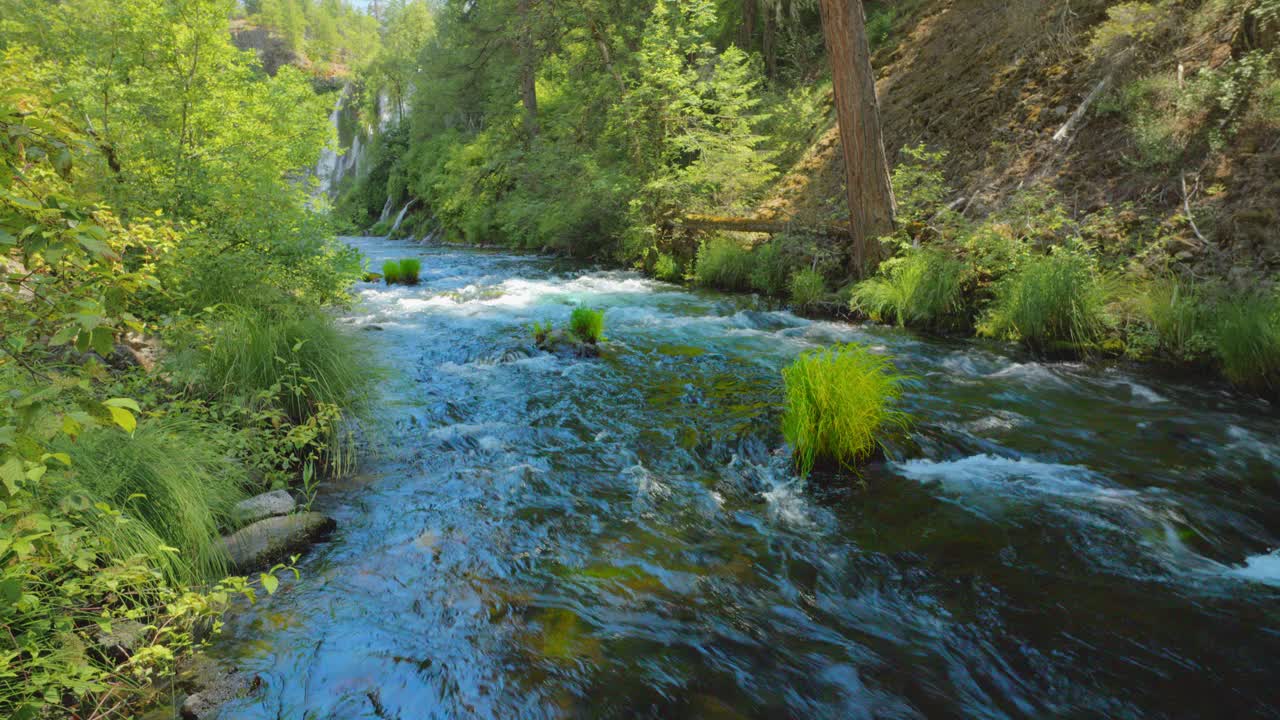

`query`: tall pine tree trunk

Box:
[818,0,895,277]
[517,0,539,139]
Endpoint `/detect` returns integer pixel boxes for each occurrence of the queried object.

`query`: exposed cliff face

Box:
[767,0,1279,276]
[230,22,300,77]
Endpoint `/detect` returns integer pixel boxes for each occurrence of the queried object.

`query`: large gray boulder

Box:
[222,512,336,574]
[232,490,296,526]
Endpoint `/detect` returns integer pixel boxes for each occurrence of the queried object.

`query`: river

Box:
[205,236,1280,719]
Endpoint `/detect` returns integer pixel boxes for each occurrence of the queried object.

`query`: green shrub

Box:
[851,248,965,329]
[382,259,403,285]
[1126,275,1212,362]
[49,419,249,584]
[782,344,910,476]
[694,237,755,291]
[979,250,1108,353]
[181,307,374,474]
[570,307,605,344]
[399,257,422,285]
[789,269,827,313]
[750,241,792,296]
[653,252,681,282]
[1214,292,1280,391]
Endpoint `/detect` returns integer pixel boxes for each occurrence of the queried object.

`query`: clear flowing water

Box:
[209,237,1280,719]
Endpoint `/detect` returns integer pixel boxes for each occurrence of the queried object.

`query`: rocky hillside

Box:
[767,0,1278,277]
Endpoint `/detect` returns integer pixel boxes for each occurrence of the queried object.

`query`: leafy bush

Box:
[851,249,966,330]
[980,250,1109,353]
[694,237,755,291]
[50,420,248,584]
[789,269,827,313]
[570,307,606,344]
[382,260,403,285]
[782,344,910,476]
[181,307,373,471]
[653,252,681,282]
[750,241,793,296]
[399,258,422,285]
[1213,292,1280,391]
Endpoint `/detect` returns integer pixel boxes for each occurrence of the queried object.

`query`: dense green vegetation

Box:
[781,344,910,476]
[0,1,375,715]
[1,0,1277,713]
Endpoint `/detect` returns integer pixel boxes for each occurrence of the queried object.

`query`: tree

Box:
[818,0,895,277]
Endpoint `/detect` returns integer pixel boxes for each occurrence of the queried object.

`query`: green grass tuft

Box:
[694,237,754,291]
[750,241,792,296]
[979,250,1107,353]
[570,307,605,344]
[1126,275,1212,362]
[782,344,910,476]
[852,249,965,330]
[399,258,421,285]
[50,419,249,584]
[789,269,827,313]
[1214,292,1280,391]
[382,260,403,285]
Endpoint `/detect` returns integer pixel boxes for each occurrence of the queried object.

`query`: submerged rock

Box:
[222,512,336,573]
[535,329,603,358]
[179,656,262,720]
[232,490,296,526]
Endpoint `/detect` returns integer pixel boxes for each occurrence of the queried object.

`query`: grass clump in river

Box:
[381,258,421,286]
[382,259,403,285]
[399,258,422,285]
[570,307,606,344]
[782,343,910,476]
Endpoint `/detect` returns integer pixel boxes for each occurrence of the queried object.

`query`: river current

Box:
[207,237,1280,719]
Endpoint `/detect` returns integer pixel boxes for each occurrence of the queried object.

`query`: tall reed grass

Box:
[51,419,249,584]
[980,251,1107,353]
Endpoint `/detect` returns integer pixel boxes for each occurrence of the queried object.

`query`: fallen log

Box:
[677,214,852,239]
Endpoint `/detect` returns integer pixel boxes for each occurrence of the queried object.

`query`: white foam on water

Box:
[893,454,1131,502]
[1225,425,1280,465]
[988,362,1071,389]
[1227,551,1280,587]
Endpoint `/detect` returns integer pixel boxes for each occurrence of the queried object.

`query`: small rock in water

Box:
[232,490,296,526]
[222,512,336,573]
[180,658,262,720]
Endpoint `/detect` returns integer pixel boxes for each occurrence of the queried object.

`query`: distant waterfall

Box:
[312,92,343,198]
[390,200,416,235]
[377,196,394,224]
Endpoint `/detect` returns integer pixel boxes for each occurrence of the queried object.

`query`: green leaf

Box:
[103,398,141,412]
[106,405,136,434]
[0,457,24,495]
[0,578,21,607]
[260,573,279,595]
[90,327,114,357]
[0,229,14,247]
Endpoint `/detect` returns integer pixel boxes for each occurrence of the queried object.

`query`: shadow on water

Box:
[209,237,1280,719]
